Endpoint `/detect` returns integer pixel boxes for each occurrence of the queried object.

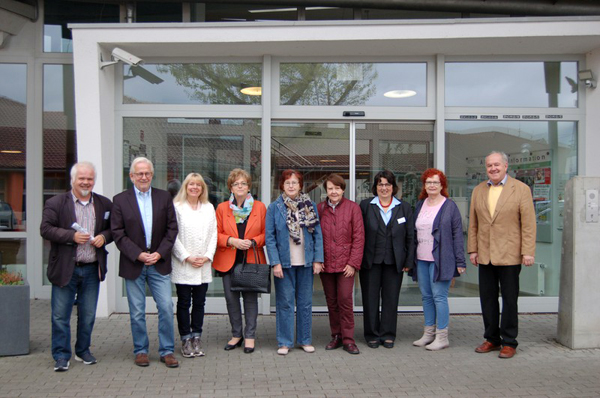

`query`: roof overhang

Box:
[70,17,600,59]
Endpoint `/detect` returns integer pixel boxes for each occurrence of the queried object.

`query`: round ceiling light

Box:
[384,90,417,98]
[241,86,262,96]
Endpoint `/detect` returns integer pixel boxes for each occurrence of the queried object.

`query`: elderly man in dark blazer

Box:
[111,157,179,368]
[468,151,536,359]
[40,161,113,372]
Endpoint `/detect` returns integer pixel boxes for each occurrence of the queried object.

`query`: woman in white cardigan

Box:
[171,172,217,358]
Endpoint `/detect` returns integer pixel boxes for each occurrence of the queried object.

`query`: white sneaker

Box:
[301,345,315,353]
[277,346,289,355]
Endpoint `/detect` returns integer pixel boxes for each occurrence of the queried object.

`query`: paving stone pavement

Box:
[1,300,600,397]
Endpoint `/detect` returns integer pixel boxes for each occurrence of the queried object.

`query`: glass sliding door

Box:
[269,121,433,311]
[270,121,351,308]
[354,122,434,308]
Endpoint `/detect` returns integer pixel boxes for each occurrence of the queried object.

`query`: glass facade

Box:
[0,64,27,233]
[280,63,427,106]
[41,64,78,285]
[43,1,119,53]
[445,61,579,107]
[135,2,182,22]
[0,0,587,312]
[123,64,262,105]
[445,120,577,297]
[122,117,262,297]
[0,64,27,279]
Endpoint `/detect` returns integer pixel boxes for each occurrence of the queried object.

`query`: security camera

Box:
[100,47,144,69]
[111,48,143,66]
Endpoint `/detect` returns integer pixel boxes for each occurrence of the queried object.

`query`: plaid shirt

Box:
[72,192,97,263]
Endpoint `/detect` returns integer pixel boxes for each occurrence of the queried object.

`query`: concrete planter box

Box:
[0,282,30,356]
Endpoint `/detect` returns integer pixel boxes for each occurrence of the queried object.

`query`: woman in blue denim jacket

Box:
[266,169,324,355]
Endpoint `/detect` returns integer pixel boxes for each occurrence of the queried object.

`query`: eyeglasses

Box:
[425,181,441,186]
[377,183,392,188]
[284,181,300,187]
[232,182,248,188]
[133,172,152,178]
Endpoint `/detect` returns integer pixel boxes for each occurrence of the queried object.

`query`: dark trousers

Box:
[320,272,356,345]
[175,283,209,340]
[359,263,403,342]
[478,263,521,348]
[222,273,259,339]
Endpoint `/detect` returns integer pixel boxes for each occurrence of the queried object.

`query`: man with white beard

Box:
[40,162,113,371]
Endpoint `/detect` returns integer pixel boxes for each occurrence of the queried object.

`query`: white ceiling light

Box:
[249,7,336,13]
[384,90,417,98]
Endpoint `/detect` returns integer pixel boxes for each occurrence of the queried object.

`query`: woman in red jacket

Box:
[317,174,365,355]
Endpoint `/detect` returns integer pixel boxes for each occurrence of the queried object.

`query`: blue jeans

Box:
[125,265,175,356]
[417,260,451,329]
[51,263,100,360]
[274,266,313,347]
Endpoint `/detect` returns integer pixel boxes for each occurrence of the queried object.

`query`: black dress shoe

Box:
[367,340,380,348]
[243,347,255,354]
[224,337,243,351]
[383,340,394,349]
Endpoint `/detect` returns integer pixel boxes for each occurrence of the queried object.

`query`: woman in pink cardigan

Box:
[317,174,365,355]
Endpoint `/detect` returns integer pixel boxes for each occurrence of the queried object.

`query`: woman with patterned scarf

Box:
[265,169,324,355]
[213,169,267,354]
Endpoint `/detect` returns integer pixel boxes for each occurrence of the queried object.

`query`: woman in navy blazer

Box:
[411,168,466,351]
[359,170,414,349]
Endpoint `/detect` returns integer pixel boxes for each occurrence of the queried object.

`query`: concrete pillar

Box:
[557,177,600,348]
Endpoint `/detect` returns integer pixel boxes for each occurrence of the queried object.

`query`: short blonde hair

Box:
[174,173,209,204]
[227,168,252,191]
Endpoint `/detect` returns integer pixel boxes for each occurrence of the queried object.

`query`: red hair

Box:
[418,168,449,200]
[279,169,304,191]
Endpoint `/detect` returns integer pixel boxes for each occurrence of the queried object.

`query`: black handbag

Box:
[230,242,271,294]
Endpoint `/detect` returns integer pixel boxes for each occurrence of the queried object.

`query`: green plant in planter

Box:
[0,270,24,285]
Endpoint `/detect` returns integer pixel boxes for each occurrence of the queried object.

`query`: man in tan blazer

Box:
[468,151,536,359]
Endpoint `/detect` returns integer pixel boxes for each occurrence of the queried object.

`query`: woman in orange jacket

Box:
[213,169,267,354]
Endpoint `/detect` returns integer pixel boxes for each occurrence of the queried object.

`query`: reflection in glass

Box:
[280,63,426,106]
[355,123,434,306]
[0,64,27,232]
[42,65,78,285]
[123,64,262,105]
[136,2,182,22]
[43,64,77,203]
[270,122,350,203]
[0,239,26,280]
[43,1,119,53]
[445,120,578,298]
[270,122,350,306]
[123,117,261,297]
[445,61,579,107]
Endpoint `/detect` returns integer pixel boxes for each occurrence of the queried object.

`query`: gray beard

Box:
[80,189,91,197]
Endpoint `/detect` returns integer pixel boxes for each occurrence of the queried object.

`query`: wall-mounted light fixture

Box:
[578,69,596,89]
[100,47,144,70]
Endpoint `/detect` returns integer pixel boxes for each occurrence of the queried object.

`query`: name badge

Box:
[397,217,406,224]
[104,211,110,220]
